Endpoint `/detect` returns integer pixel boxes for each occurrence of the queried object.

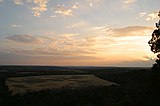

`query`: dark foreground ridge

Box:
[0,66,160,106]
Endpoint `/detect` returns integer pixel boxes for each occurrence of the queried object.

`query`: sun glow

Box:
[0,0,159,66]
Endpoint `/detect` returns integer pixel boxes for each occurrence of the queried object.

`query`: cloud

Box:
[55,4,73,16]
[85,0,100,6]
[50,15,57,18]
[13,0,24,5]
[98,26,153,37]
[146,12,159,21]
[138,12,147,18]
[66,21,88,28]
[31,0,48,17]
[0,0,3,3]
[10,0,98,17]
[122,0,136,9]
[11,0,48,17]
[6,35,43,43]
[137,11,159,21]
[72,2,79,9]
[0,51,99,66]
[3,25,153,66]
[61,33,79,38]
[72,5,78,9]
[94,26,110,32]
[123,0,136,4]
[4,33,98,59]
[10,24,22,27]
[89,2,94,7]
[6,47,94,57]
[54,0,98,17]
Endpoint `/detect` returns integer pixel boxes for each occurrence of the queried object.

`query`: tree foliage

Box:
[148,29,160,53]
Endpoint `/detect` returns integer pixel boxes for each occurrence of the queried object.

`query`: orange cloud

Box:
[4,25,154,66]
[95,26,153,37]
[31,0,48,16]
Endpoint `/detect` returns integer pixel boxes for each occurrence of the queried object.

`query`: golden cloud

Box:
[137,11,159,21]
[55,4,73,16]
[97,26,153,37]
[4,25,153,64]
[61,33,79,38]
[31,0,48,16]
[146,12,159,21]
[11,0,48,16]
[5,33,98,58]
[10,0,98,17]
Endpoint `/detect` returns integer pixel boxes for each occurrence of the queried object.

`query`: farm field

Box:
[1,66,159,106]
[6,75,117,95]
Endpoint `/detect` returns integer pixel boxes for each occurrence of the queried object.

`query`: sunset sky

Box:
[0,0,159,66]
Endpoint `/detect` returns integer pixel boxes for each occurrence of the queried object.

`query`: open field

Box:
[1,66,159,106]
[6,75,117,95]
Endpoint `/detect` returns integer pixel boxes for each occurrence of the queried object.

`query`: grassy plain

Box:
[6,75,117,95]
[1,66,159,106]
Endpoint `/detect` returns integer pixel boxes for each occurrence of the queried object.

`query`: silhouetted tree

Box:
[148,11,160,71]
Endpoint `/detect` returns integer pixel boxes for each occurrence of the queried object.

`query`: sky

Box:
[0,0,159,67]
